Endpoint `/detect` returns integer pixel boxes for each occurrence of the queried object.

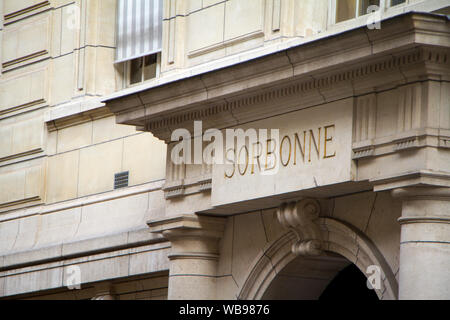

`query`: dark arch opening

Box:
[319,264,379,300]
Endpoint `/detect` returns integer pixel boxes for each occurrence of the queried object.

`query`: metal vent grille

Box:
[114,171,129,189]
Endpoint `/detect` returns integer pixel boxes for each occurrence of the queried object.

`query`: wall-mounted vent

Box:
[114,171,129,189]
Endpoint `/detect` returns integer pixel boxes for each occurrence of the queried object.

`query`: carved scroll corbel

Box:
[276,199,323,256]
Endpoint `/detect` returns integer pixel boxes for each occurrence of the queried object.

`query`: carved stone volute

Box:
[276,199,323,256]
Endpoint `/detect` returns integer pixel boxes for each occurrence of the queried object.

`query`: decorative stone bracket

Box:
[276,199,323,256]
[147,214,226,259]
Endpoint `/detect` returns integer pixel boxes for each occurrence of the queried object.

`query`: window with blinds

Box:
[115,0,163,64]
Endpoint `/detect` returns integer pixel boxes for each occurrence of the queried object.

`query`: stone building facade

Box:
[0,0,449,300]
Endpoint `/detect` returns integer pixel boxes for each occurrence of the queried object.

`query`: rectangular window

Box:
[115,0,163,64]
[335,0,380,23]
[129,53,159,85]
[390,0,406,6]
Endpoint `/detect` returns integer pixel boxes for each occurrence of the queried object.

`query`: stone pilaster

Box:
[392,187,450,300]
[148,215,226,300]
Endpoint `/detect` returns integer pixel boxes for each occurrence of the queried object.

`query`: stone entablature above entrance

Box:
[105,13,450,213]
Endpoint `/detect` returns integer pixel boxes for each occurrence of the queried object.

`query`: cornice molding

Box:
[105,14,449,143]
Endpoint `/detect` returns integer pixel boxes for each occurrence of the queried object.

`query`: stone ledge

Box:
[0,179,165,223]
[0,227,167,272]
[371,170,450,192]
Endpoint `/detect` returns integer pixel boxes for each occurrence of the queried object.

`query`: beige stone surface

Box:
[224,0,264,41]
[92,116,136,144]
[46,150,79,203]
[333,192,376,232]
[399,243,450,299]
[50,53,75,105]
[0,162,44,207]
[57,121,93,154]
[187,3,224,53]
[0,68,47,114]
[75,193,150,239]
[60,4,77,55]
[122,133,167,186]
[11,114,45,156]
[217,217,234,276]
[212,99,354,206]
[365,192,402,275]
[77,139,123,197]
[3,0,44,16]
[2,12,50,64]
[232,212,267,288]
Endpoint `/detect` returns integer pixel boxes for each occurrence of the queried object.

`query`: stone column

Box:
[148,215,226,300]
[392,187,450,300]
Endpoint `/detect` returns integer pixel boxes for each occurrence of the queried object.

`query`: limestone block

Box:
[0,219,19,253]
[3,265,63,297]
[217,217,234,276]
[74,193,149,239]
[8,215,40,252]
[365,192,401,276]
[293,0,327,37]
[332,191,376,232]
[84,46,116,96]
[1,12,50,66]
[216,276,239,300]
[3,0,46,17]
[34,207,81,248]
[0,68,47,114]
[60,4,77,55]
[11,114,45,156]
[46,150,79,203]
[0,122,13,159]
[77,139,122,197]
[62,232,129,257]
[225,35,264,56]
[0,163,44,206]
[147,189,166,219]
[92,116,137,145]
[224,0,264,41]
[187,3,224,53]
[50,53,75,106]
[203,0,223,7]
[96,0,117,47]
[56,121,93,154]
[232,212,268,287]
[24,165,43,199]
[187,0,202,13]
[128,247,170,276]
[123,133,166,186]
[46,130,57,156]
[164,192,212,216]
[63,255,129,285]
[261,208,286,243]
[376,89,399,138]
[439,82,450,130]
[51,6,62,57]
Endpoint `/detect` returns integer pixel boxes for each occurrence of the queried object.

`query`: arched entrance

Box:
[319,264,379,300]
[260,253,378,300]
[238,217,398,300]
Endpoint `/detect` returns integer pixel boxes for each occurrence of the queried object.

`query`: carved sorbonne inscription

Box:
[224,125,336,178]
